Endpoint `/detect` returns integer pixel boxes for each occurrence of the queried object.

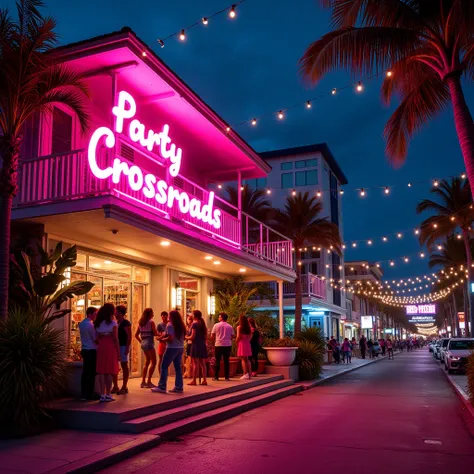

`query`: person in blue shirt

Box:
[152,310,186,393]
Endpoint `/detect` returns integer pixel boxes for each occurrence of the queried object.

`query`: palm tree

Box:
[300,1,474,185]
[428,234,474,335]
[416,177,474,331]
[271,192,342,335]
[0,0,90,319]
[225,184,272,222]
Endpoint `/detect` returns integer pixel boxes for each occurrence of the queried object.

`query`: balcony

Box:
[266,273,327,301]
[14,149,293,271]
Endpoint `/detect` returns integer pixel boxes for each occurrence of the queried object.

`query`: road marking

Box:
[424,439,443,445]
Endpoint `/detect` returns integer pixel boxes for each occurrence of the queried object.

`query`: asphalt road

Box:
[105,351,474,474]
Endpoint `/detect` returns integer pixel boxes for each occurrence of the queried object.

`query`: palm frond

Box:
[300,26,420,84]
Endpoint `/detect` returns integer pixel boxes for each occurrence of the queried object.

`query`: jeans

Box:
[158,348,184,391]
[360,347,366,359]
[215,346,231,379]
[81,349,97,398]
[344,351,352,362]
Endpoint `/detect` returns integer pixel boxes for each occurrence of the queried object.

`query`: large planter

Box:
[208,359,239,378]
[257,359,267,374]
[230,356,242,375]
[263,347,298,366]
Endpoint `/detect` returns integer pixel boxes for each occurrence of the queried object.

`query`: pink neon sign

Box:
[88,91,221,229]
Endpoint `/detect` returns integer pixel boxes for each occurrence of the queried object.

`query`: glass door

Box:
[131,284,146,376]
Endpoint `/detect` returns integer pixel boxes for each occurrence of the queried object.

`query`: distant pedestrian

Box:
[342,337,352,364]
[248,317,261,377]
[367,339,374,359]
[380,339,386,356]
[351,337,358,357]
[211,312,234,381]
[386,338,394,360]
[152,310,186,393]
[359,335,367,359]
[237,314,252,379]
[183,314,194,378]
[79,307,99,401]
[94,303,120,402]
[135,308,158,388]
[186,310,208,386]
[113,305,131,395]
[157,311,169,373]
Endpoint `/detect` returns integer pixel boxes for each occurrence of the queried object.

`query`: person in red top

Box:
[342,337,352,364]
[386,338,394,360]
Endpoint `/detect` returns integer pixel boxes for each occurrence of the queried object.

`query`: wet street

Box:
[105,351,474,474]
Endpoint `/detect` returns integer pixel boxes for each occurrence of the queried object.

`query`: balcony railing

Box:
[265,273,327,301]
[15,149,293,271]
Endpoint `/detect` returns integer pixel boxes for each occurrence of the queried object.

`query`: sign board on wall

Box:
[405,304,436,315]
[459,312,465,329]
[361,316,373,329]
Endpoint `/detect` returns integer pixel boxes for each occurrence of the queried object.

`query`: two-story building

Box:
[245,144,348,338]
[11,27,296,376]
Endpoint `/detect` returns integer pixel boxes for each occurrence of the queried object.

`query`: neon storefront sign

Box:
[405,304,436,315]
[88,91,221,229]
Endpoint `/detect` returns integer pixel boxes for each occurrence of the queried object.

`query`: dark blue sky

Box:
[9,0,473,280]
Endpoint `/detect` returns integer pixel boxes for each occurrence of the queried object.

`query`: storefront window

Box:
[89,256,132,279]
[134,266,150,283]
[69,272,87,359]
[75,252,87,271]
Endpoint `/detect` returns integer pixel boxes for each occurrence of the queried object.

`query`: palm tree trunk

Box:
[461,228,473,337]
[0,137,20,320]
[294,249,302,336]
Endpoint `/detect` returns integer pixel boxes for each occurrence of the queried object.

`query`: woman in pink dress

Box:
[236,314,252,380]
[94,303,120,402]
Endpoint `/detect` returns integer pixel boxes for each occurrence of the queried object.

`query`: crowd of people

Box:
[325,335,421,364]
[78,304,261,403]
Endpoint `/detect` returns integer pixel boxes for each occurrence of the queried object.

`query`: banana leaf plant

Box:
[10,242,94,325]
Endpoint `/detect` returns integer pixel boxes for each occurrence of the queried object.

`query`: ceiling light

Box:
[213,260,221,265]
[239,268,246,273]
[160,241,171,247]
[204,255,213,260]
[104,260,112,265]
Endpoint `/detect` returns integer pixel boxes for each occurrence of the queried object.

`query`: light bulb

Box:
[386,70,393,77]
[384,187,390,194]
[226,126,231,132]
[408,183,412,187]
[251,118,257,126]
[332,88,337,95]
[229,5,236,18]
[461,173,466,179]
[292,190,296,196]
[420,252,425,258]
[368,240,372,245]
[306,101,312,109]
[352,242,357,248]
[397,233,402,238]
[414,229,419,235]
[451,215,455,221]
[404,257,409,263]
[217,184,222,189]
[360,188,366,197]
[437,245,442,250]
[278,110,284,120]
[356,81,363,92]
[266,189,271,195]
[382,236,388,242]
[340,189,344,195]
[240,186,244,191]
[158,39,165,48]
[434,179,439,187]
[202,17,208,25]
[390,261,395,266]
[457,234,462,239]
[179,30,186,41]
[433,223,438,228]
[141,51,147,57]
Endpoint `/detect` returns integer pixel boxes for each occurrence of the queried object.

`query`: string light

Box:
[356,81,363,92]
[434,179,439,187]
[360,188,366,197]
[306,101,312,109]
[331,88,337,95]
[384,187,390,194]
[386,70,393,77]
[316,190,322,197]
[292,189,296,196]
[251,118,257,126]
[179,29,186,41]
[202,17,209,25]
[229,4,237,18]
[461,173,466,179]
[278,110,284,120]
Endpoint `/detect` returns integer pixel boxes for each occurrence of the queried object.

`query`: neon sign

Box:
[88,91,221,229]
[405,304,436,316]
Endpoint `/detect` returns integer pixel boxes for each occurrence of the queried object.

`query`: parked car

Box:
[434,338,449,361]
[444,338,474,373]
[439,338,451,363]
[428,341,437,352]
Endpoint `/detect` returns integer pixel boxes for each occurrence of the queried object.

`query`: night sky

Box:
[7,0,474,281]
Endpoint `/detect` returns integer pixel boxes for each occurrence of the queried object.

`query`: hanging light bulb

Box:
[437,245,442,250]
[420,252,425,258]
[414,228,420,235]
[360,188,366,197]
[433,223,438,228]
[251,118,257,126]
[306,101,312,109]
[226,126,231,132]
[382,236,388,242]
[397,233,403,238]
[390,261,395,266]
[356,81,363,92]
[141,51,147,57]
[340,189,344,195]
[332,88,337,95]
[292,189,296,196]
[202,17,209,25]
[217,184,222,189]
[266,189,271,195]
[240,186,244,191]
[451,215,456,221]
[368,240,373,245]
[352,242,357,248]
[278,110,284,120]
[461,173,466,179]
[179,29,186,41]
[404,257,409,263]
[408,182,412,187]
[457,234,462,239]
[158,39,165,48]
[384,187,390,194]
[229,5,236,18]
[316,190,322,197]
[433,179,439,187]
[386,70,393,77]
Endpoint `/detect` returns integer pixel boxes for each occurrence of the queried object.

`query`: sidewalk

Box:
[440,369,474,420]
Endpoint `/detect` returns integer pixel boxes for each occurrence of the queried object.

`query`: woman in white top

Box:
[94,303,120,402]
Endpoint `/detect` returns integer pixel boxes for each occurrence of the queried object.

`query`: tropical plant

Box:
[300,1,474,186]
[272,193,342,334]
[0,307,68,434]
[226,184,272,222]
[254,312,279,339]
[263,337,299,348]
[0,0,90,319]
[213,275,275,327]
[9,241,94,324]
[295,339,325,380]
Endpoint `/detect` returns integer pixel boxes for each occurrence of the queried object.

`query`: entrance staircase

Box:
[49,375,301,439]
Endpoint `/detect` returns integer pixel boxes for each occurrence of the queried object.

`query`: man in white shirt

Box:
[78,307,98,400]
[211,312,234,381]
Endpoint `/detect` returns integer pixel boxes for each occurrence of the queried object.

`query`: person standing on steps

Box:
[113,305,131,395]
[359,335,367,359]
[248,317,261,377]
[211,312,234,381]
[152,310,186,393]
[157,311,169,373]
[183,314,194,378]
[135,308,158,388]
[236,314,252,379]
[79,307,99,401]
[185,310,208,386]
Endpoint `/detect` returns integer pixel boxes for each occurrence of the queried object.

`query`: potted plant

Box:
[263,338,299,366]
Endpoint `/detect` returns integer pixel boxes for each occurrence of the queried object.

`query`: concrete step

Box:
[146,384,303,439]
[120,379,295,433]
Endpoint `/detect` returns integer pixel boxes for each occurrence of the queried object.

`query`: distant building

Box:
[250,144,348,338]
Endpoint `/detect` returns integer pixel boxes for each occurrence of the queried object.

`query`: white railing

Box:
[15,149,293,271]
[266,273,326,300]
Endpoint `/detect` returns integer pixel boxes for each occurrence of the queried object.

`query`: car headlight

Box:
[449,355,460,360]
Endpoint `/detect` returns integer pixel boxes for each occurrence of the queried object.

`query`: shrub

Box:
[0,308,68,435]
[467,353,474,406]
[263,337,299,348]
[254,312,279,339]
[295,340,324,380]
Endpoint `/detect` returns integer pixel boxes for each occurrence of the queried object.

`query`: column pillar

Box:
[278,280,284,338]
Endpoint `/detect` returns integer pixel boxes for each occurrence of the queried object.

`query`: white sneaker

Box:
[240,373,250,380]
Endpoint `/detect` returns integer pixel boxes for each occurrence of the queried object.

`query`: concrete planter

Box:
[263,347,298,366]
